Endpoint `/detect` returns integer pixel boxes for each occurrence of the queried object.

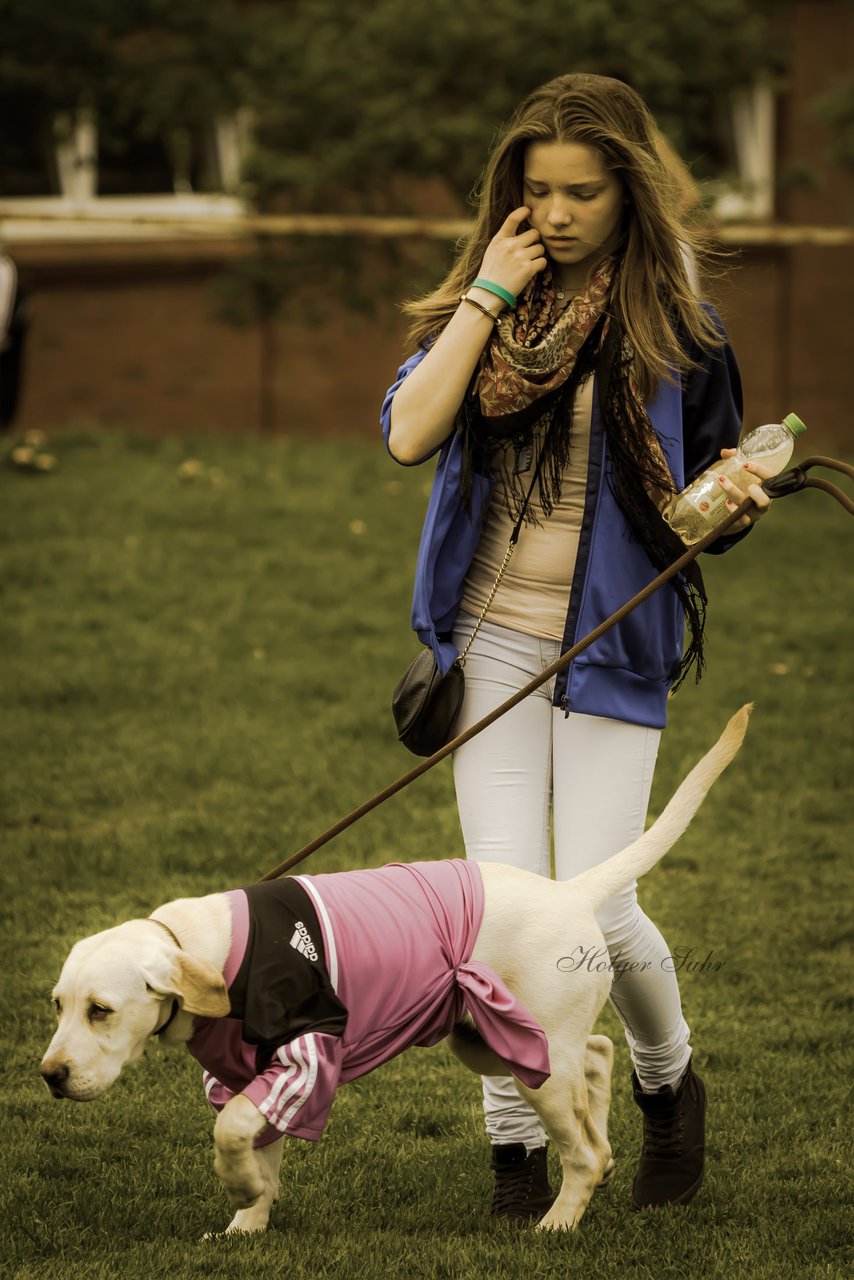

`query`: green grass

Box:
[1,430,852,1279]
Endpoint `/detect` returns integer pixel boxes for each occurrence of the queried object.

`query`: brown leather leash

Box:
[260,455,853,882]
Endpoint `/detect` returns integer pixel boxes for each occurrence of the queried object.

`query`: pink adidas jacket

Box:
[187,860,551,1146]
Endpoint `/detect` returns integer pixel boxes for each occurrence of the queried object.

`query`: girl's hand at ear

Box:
[473,207,548,306]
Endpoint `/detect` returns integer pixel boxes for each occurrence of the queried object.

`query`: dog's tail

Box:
[567,704,752,912]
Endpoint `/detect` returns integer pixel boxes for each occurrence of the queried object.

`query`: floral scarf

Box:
[476,257,615,419]
[460,258,627,523]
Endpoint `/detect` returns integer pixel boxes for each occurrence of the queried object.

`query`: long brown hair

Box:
[404,73,720,402]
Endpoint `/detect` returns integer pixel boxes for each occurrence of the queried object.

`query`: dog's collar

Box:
[153,997,180,1037]
[147,916,183,950]
[147,917,182,1037]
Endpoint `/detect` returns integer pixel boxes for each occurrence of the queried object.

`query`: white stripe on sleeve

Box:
[280,1035,319,1131]
[294,877,339,992]
[258,1051,300,1122]
[259,1037,319,1133]
[265,1038,311,1129]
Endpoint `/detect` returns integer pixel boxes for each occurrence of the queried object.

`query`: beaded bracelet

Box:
[471,277,517,309]
[460,292,501,326]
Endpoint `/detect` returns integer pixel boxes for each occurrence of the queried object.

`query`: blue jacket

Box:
[381,310,746,729]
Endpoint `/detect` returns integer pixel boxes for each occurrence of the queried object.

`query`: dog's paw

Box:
[200,1202,271,1239]
[224,1205,271,1234]
[536,1205,580,1233]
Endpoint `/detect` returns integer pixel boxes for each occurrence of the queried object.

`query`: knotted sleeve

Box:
[455,962,551,1089]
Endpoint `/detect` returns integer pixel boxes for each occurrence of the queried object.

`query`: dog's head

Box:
[40,920,229,1101]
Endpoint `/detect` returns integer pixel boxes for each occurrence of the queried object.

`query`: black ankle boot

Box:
[631,1058,706,1209]
[490,1143,555,1222]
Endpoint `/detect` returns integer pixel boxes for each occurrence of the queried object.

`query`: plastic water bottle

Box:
[663,412,807,545]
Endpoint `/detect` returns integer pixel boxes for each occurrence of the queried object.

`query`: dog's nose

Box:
[41,1063,70,1096]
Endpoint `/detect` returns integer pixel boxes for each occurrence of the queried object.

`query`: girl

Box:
[381,74,769,1221]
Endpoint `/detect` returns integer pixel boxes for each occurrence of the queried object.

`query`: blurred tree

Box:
[0,0,248,191]
[106,1,247,144]
[0,0,117,116]
[1,0,783,200]
[241,0,785,209]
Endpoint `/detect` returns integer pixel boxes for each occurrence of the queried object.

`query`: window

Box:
[707,85,776,222]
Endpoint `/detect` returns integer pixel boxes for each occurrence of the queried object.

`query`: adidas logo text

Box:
[289,921,318,962]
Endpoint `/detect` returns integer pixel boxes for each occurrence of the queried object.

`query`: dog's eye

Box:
[88,1003,113,1022]
[52,997,62,1016]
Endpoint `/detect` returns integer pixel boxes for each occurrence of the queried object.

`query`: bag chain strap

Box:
[457,538,516,665]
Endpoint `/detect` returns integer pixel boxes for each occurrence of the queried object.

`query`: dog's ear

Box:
[170,953,231,1017]
[142,942,230,1018]
[144,952,230,1018]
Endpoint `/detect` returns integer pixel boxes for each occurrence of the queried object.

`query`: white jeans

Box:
[452,613,691,1150]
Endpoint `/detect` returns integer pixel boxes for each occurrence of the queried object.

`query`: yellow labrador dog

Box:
[41,706,750,1235]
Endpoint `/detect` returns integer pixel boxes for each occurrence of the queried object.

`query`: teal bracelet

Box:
[471,278,517,309]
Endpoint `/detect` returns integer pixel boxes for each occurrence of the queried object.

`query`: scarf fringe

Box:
[600,331,707,689]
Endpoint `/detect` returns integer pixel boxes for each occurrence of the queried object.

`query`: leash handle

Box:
[762,457,854,514]
[260,496,757,881]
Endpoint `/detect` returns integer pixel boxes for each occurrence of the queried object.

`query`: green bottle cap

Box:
[783,412,807,437]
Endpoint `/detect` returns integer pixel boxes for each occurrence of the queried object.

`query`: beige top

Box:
[461,376,594,641]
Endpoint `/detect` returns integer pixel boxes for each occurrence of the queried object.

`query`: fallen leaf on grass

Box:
[10,445,57,472]
[178,459,206,482]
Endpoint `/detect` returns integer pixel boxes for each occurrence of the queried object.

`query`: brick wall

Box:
[11,243,853,449]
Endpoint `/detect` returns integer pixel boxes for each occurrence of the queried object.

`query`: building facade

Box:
[2,0,852,447]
